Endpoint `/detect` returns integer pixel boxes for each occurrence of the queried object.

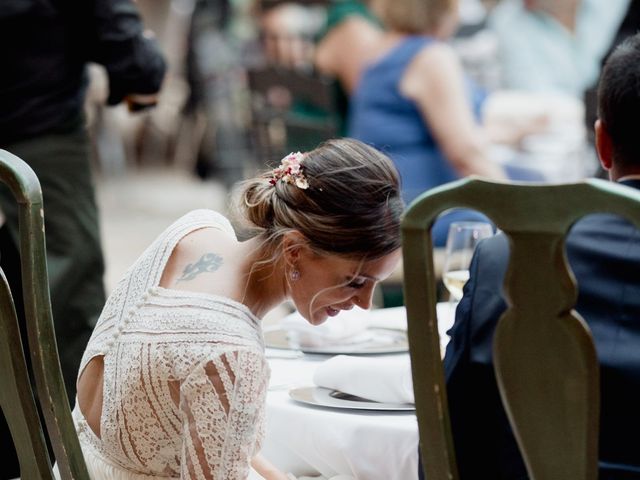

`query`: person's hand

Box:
[124,93,159,112]
[250,453,291,480]
[485,113,550,147]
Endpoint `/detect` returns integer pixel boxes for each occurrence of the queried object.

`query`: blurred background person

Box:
[315,0,382,95]
[488,0,630,99]
[256,0,325,69]
[314,0,383,130]
[481,0,632,184]
[347,0,512,246]
[0,0,165,477]
[183,0,255,187]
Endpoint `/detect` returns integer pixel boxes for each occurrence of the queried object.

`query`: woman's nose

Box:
[354,285,375,310]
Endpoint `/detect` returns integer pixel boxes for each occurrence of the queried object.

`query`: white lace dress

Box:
[71,209,270,480]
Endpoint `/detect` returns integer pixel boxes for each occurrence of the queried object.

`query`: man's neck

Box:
[616,174,640,182]
[610,166,640,182]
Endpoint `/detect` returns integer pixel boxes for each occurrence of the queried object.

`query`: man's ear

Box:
[595,119,613,171]
[281,231,309,265]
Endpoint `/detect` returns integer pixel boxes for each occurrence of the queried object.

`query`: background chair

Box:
[247,66,339,165]
[0,150,89,479]
[402,177,640,480]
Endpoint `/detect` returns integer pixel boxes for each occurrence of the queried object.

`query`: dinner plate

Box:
[264,328,408,355]
[289,386,415,411]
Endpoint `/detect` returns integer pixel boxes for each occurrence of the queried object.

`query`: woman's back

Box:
[350,37,437,150]
[348,36,484,204]
[75,209,269,479]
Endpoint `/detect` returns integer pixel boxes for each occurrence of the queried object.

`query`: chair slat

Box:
[0,267,54,479]
[0,149,90,479]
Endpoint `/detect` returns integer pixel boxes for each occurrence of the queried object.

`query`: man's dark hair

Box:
[598,32,640,166]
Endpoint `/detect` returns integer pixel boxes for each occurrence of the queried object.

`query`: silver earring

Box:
[290,269,300,281]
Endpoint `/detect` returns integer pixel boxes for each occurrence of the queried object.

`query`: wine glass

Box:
[442,222,494,302]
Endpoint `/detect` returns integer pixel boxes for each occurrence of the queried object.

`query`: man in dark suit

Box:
[443,32,640,479]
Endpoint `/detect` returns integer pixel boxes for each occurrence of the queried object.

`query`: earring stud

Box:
[290,269,300,281]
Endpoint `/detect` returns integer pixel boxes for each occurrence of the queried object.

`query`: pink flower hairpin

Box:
[269,152,309,189]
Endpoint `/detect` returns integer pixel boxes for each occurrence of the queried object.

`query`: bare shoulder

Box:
[175,226,233,254]
[406,42,459,81]
[315,16,383,90]
[160,226,237,291]
[401,42,461,99]
[321,15,381,45]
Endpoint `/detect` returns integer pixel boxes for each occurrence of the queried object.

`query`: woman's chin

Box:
[308,310,329,326]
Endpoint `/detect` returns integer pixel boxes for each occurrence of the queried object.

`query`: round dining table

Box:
[260,304,457,480]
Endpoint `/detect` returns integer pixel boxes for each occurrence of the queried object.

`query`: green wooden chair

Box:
[402,176,640,480]
[247,66,340,165]
[0,149,90,479]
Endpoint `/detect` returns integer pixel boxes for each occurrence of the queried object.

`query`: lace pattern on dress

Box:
[76,210,269,479]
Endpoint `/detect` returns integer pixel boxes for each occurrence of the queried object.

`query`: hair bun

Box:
[235,138,403,259]
[239,178,277,231]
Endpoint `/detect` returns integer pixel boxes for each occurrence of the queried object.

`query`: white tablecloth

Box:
[261,303,457,480]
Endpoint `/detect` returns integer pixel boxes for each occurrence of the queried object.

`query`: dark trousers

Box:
[0,126,106,478]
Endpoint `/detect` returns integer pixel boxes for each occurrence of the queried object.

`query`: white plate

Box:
[264,328,408,355]
[289,386,415,411]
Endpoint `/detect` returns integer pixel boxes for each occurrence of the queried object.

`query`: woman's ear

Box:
[281,231,309,265]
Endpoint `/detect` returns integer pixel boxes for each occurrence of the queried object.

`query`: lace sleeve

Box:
[179,349,269,480]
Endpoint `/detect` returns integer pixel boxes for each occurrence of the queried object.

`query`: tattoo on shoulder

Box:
[177,253,224,282]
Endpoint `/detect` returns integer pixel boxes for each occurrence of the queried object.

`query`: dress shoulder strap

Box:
[373,35,436,71]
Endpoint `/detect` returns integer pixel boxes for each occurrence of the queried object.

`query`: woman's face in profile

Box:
[289,248,401,325]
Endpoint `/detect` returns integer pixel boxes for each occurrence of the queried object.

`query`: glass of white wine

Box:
[442,221,494,302]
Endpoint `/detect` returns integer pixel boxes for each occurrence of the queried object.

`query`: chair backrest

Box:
[401,177,640,480]
[0,150,89,479]
[247,66,339,165]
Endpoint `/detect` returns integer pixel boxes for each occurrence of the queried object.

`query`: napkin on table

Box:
[277,303,455,352]
[365,306,407,331]
[313,354,414,404]
[278,308,372,347]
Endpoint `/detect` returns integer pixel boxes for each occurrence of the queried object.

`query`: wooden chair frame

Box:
[402,177,640,480]
[247,66,339,164]
[0,149,89,479]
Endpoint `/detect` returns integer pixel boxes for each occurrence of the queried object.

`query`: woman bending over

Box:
[72,138,404,479]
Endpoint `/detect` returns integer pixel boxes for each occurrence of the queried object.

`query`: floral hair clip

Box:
[269,151,309,189]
